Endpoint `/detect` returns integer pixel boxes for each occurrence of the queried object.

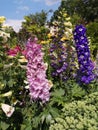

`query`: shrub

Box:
[49,92,98,130]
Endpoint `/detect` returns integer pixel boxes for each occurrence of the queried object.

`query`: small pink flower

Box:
[7,45,21,56]
[21,49,27,56]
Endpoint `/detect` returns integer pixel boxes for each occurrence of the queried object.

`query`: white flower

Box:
[44,62,48,70]
[18,58,28,63]
[48,80,53,88]
[4,63,13,69]
[19,65,27,69]
[1,91,12,97]
[24,80,29,84]
[65,27,73,34]
[50,26,59,36]
[64,22,72,27]
[18,56,28,63]
[66,17,71,21]
[7,55,15,59]
[71,46,76,51]
[1,103,15,117]
[0,31,10,38]
[0,30,10,42]
[64,32,70,38]
[24,80,29,89]
[25,85,29,89]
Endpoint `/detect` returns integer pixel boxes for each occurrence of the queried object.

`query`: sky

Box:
[0,0,61,32]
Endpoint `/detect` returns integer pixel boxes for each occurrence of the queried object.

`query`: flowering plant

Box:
[73,25,95,84]
[0,14,98,130]
[49,10,78,84]
[25,37,51,103]
[0,16,10,43]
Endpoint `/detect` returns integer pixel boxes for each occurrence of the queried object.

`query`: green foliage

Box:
[50,80,86,107]
[0,121,10,130]
[18,10,49,43]
[18,80,89,130]
[86,21,98,59]
[49,91,98,130]
[0,66,26,129]
[49,0,98,59]
[0,5,98,130]
[0,35,27,129]
[19,101,60,130]
[60,0,98,23]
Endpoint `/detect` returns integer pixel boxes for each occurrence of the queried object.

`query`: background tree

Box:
[61,0,98,23]
[4,26,18,47]
[18,10,50,44]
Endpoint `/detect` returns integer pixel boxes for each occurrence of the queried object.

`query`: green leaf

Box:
[0,63,3,69]
[0,121,10,130]
[8,79,14,87]
[51,88,65,97]
[50,107,60,118]
[41,115,46,124]
[20,125,27,130]
[25,126,32,130]
[71,85,85,98]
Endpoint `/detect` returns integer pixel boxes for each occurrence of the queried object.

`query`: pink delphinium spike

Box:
[25,37,51,103]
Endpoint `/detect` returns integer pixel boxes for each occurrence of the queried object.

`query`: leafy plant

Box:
[49,91,98,130]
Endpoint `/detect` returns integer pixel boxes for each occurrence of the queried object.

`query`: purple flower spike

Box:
[73,25,95,84]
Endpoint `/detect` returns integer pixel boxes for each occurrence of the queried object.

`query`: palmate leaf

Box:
[63,80,86,100]
[50,88,65,106]
[51,88,65,97]
[71,84,86,98]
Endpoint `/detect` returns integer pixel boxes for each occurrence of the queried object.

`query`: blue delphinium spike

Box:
[73,25,95,84]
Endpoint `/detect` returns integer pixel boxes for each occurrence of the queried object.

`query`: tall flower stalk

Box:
[25,37,51,103]
[49,11,77,82]
[73,25,95,84]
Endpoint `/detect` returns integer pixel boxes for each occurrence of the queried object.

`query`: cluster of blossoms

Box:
[49,12,77,81]
[25,37,51,103]
[73,25,95,84]
[50,39,68,81]
[7,45,22,56]
[0,30,10,42]
[50,41,77,81]
[0,16,10,43]
[49,20,67,80]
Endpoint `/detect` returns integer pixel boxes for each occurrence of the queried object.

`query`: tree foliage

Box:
[61,0,98,23]
[18,10,49,43]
